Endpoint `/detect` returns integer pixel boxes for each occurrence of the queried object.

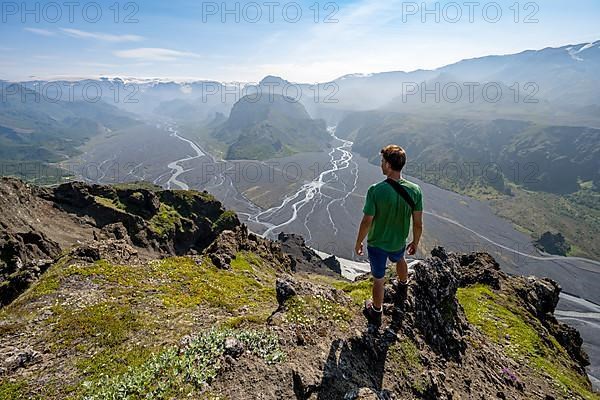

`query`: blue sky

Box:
[1,0,599,82]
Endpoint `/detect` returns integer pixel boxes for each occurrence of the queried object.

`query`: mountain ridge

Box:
[0,178,597,399]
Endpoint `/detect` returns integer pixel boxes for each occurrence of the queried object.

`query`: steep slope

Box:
[0,180,597,399]
[0,83,139,184]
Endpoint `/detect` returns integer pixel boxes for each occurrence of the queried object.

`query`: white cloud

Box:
[114,48,202,61]
[60,28,144,42]
[24,28,56,36]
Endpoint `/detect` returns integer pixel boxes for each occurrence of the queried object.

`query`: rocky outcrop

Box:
[48,181,239,254]
[0,177,240,307]
[0,230,60,306]
[535,231,571,256]
[410,252,468,361]
[277,232,342,277]
[433,247,590,371]
[205,225,291,271]
[279,247,594,399]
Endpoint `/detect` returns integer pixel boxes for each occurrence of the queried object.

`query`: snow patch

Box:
[567,41,599,61]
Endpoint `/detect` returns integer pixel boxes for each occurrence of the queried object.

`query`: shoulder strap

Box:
[385,178,416,211]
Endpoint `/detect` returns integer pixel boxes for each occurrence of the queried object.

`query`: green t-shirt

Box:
[362,178,423,252]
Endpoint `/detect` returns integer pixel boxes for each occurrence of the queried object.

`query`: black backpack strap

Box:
[385,178,416,211]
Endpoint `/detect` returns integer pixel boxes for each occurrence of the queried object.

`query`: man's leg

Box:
[372,277,385,310]
[396,256,408,283]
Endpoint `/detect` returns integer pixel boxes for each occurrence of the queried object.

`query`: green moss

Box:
[0,380,30,400]
[223,312,271,329]
[170,189,216,205]
[76,345,155,382]
[52,253,277,314]
[94,196,126,211]
[457,284,599,400]
[63,259,140,287]
[212,210,238,232]
[51,302,141,348]
[1,251,284,398]
[155,256,275,311]
[148,204,182,236]
[387,338,430,394]
[334,279,372,306]
[111,181,161,192]
[8,257,71,304]
[389,339,421,372]
[82,328,284,399]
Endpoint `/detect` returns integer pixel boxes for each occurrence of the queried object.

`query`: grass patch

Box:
[0,380,31,400]
[457,284,598,400]
[388,338,429,395]
[223,312,272,329]
[50,302,141,349]
[334,279,372,306]
[170,189,217,204]
[82,328,284,399]
[1,252,281,398]
[153,255,276,311]
[284,295,352,327]
[75,345,155,383]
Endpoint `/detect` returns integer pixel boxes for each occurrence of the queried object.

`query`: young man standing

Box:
[355,145,424,327]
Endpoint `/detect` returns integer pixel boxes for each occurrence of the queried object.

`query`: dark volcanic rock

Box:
[428,247,590,370]
[411,253,468,361]
[121,189,161,219]
[0,230,60,306]
[277,232,342,277]
[513,275,590,368]
[276,277,297,306]
[323,255,342,275]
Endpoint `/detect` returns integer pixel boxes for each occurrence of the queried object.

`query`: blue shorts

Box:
[367,246,406,279]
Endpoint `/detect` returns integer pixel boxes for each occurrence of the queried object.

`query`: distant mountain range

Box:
[2,41,598,186]
[8,40,598,127]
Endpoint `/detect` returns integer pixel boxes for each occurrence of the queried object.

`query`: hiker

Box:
[354,145,423,327]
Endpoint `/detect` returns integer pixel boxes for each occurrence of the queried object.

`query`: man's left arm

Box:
[355,214,374,256]
[406,188,424,256]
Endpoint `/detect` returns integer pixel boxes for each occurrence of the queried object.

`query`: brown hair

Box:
[381,145,407,172]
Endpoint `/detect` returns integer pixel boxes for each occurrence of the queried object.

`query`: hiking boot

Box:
[363,300,382,328]
[392,279,409,305]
